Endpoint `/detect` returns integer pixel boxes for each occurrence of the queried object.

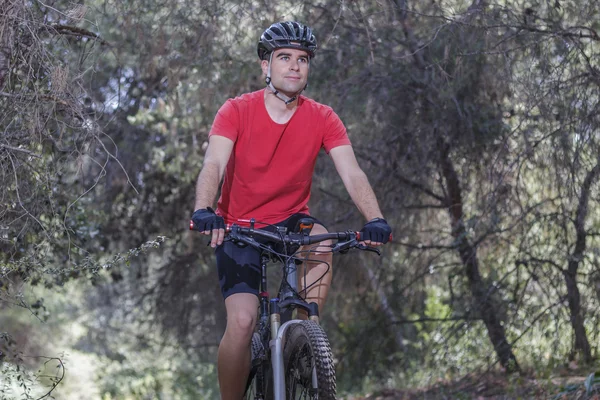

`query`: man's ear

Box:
[261,59,269,76]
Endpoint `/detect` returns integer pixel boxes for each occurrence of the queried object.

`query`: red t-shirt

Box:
[208,89,351,226]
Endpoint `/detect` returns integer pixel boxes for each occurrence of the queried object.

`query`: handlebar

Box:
[189,220,390,255]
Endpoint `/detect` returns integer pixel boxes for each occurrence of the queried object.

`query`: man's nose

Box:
[289,60,299,70]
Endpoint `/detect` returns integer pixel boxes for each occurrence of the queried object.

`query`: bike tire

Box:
[245,332,273,400]
[283,320,336,400]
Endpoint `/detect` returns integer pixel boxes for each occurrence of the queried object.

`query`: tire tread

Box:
[284,320,336,399]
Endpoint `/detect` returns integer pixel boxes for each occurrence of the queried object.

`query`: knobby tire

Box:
[245,332,272,400]
[283,320,336,400]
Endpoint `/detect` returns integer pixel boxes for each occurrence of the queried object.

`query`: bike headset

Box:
[257,21,317,105]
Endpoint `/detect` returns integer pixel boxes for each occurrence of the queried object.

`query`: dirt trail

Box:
[347,372,598,400]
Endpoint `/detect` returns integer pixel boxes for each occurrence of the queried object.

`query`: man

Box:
[191,21,392,400]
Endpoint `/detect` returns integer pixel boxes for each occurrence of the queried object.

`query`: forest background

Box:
[1,0,600,398]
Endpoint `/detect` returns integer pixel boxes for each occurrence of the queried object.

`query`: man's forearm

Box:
[194,162,221,210]
[345,171,384,221]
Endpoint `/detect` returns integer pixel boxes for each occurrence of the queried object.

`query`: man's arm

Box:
[192,135,234,247]
[194,135,234,209]
[329,145,384,221]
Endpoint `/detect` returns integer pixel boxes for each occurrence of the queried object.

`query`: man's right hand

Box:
[191,207,225,248]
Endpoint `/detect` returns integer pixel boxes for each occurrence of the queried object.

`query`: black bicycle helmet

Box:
[257,21,317,60]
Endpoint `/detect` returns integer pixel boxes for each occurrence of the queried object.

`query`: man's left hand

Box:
[360,218,392,246]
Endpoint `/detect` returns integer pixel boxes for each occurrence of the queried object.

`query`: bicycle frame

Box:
[255,242,321,400]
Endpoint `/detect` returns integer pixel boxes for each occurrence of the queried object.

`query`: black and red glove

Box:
[360,218,392,243]
[191,207,225,232]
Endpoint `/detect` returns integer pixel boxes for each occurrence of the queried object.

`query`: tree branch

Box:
[51,24,109,45]
[0,144,42,158]
[391,315,480,324]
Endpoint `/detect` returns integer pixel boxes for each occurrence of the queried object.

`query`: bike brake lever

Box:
[227,233,259,249]
[356,243,381,256]
[331,240,357,254]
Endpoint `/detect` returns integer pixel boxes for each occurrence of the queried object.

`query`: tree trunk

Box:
[363,264,406,352]
[439,143,520,373]
[0,0,17,88]
[563,269,591,362]
[562,159,600,363]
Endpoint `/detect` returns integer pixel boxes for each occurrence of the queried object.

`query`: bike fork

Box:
[270,318,300,400]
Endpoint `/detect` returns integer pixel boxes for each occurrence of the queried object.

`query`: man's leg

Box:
[297,223,333,318]
[218,292,259,400]
[215,239,262,400]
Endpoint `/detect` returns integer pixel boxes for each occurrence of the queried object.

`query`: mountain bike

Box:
[191,217,384,400]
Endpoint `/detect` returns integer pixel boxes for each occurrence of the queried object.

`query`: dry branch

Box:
[51,24,109,46]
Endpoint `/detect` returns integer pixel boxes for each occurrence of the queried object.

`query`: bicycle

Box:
[190,217,385,400]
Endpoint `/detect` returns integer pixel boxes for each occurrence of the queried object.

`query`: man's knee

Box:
[224,295,257,342]
[223,312,256,347]
[230,311,255,332]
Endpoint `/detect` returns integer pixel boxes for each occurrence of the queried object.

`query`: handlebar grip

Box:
[356,232,393,242]
[189,220,231,233]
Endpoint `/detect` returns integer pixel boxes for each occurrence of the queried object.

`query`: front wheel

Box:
[245,333,272,400]
[283,320,336,400]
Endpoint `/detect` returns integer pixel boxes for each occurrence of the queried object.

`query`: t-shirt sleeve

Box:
[322,108,351,153]
[208,99,239,142]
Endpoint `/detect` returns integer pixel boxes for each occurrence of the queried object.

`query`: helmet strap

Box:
[265,52,309,105]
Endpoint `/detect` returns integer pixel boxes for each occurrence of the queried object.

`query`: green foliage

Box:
[1,237,166,291]
[552,372,600,399]
[97,357,218,399]
[0,332,64,400]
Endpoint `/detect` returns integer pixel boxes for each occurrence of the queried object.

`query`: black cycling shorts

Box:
[215,213,325,299]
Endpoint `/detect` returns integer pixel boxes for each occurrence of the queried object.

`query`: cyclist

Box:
[191,21,392,400]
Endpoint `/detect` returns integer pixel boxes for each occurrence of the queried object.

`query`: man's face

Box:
[262,48,310,97]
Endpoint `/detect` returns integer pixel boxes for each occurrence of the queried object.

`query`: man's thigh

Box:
[300,222,332,254]
[215,241,261,299]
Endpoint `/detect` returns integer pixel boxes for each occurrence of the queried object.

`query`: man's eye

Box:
[299,58,308,63]
[280,56,289,61]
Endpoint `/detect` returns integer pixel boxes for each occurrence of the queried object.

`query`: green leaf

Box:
[585,372,596,395]
[551,391,569,400]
